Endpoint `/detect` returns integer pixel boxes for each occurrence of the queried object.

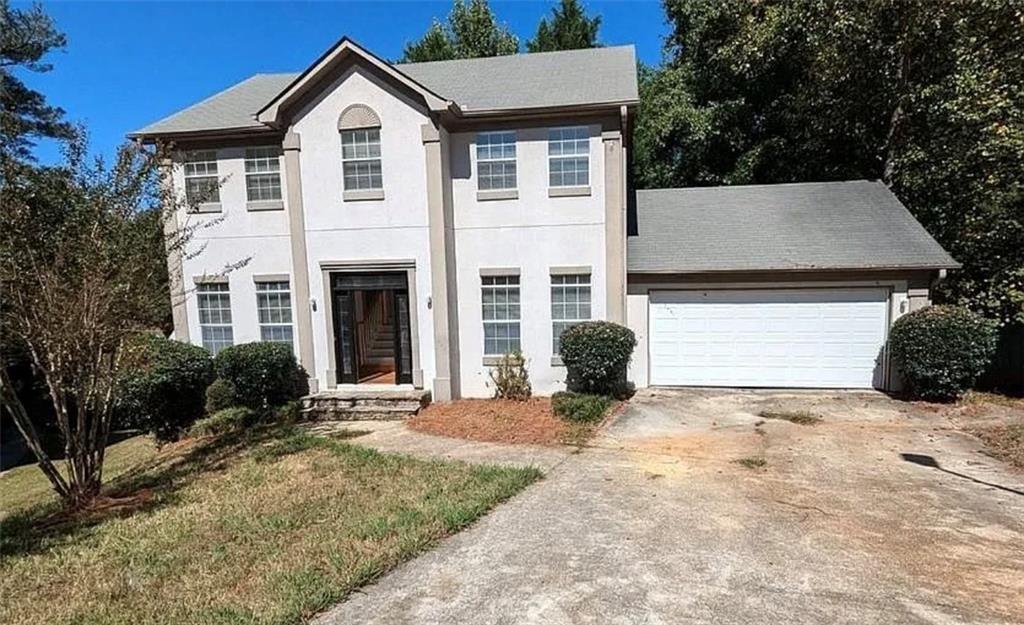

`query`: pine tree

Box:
[401,0,518,63]
[527,0,602,52]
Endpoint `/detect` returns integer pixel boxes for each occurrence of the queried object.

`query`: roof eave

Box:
[456,99,639,119]
[127,125,281,144]
[626,262,961,275]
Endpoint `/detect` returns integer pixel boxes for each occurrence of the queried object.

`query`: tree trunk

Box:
[0,365,72,501]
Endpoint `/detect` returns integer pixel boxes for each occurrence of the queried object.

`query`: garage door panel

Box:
[649,288,888,389]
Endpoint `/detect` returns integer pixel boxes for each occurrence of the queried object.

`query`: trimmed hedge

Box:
[551,391,612,423]
[213,342,309,410]
[116,335,215,443]
[890,305,998,401]
[559,321,637,397]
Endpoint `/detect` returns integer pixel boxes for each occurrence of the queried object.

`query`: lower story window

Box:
[482,274,520,355]
[256,281,294,351]
[551,273,591,354]
[197,282,233,355]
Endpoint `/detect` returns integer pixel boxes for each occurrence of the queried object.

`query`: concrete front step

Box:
[301,387,431,421]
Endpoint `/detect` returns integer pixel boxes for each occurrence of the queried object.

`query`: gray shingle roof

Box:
[397,45,637,112]
[627,181,958,273]
[131,46,637,136]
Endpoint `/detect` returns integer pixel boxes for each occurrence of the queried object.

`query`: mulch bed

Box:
[408,398,581,447]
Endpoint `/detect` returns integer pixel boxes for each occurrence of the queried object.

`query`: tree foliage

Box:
[636,0,1024,324]
[0,0,75,162]
[527,0,602,53]
[401,0,518,63]
[0,138,210,508]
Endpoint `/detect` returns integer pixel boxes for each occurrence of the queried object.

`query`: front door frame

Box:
[320,260,423,389]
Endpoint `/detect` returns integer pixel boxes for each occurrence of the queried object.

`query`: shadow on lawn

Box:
[0,425,316,560]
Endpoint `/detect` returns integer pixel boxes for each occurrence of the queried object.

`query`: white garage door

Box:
[649,288,889,388]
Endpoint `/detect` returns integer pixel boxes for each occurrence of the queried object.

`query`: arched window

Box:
[338,104,382,192]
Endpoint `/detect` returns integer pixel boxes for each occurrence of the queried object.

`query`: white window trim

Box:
[551,273,592,359]
[244,146,284,210]
[196,282,233,355]
[481,273,522,363]
[547,126,591,190]
[340,127,384,198]
[255,280,295,352]
[183,150,221,211]
[476,130,517,197]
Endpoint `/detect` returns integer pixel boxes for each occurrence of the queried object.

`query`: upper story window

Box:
[476,131,517,190]
[548,126,590,187]
[183,150,220,205]
[338,104,383,195]
[340,129,382,191]
[244,147,282,202]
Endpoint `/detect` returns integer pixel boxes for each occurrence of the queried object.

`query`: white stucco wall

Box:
[172,147,294,348]
[291,64,436,389]
[449,125,608,397]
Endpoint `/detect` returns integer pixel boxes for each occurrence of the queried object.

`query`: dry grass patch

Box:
[0,427,539,625]
[408,397,604,447]
[758,410,823,425]
[969,423,1024,470]
[734,456,767,469]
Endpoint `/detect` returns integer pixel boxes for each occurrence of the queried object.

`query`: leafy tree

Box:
[527,0,602,52]
[0,139,218,508]
[401,0,518,63]
[636,0,1024,325]
[0,0,75,162]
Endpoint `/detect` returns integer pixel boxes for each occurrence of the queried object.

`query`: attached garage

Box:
[626,181,960,391]
[648,287,889,388]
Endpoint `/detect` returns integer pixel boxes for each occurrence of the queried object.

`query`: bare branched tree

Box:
[0,138,220,508]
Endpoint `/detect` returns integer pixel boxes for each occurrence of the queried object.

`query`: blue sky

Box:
[23,1,669,163]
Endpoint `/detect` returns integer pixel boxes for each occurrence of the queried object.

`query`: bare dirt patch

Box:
[408,398,599,447]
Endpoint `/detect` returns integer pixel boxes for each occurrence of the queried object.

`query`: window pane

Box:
[340,128,383,191]
[476,131,517,190]
[197,283,233,355]
[256,281,294,352]
[482,274,521,355]
[551,274,590,354]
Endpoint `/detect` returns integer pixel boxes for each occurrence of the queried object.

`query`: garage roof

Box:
[627,181,958,273]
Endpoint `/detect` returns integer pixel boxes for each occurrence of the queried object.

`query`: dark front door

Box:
[330,272,413,385]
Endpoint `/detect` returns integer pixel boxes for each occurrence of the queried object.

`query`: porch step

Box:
[301,388,431,421]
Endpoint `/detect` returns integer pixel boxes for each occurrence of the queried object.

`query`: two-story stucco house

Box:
[131,37,957,401]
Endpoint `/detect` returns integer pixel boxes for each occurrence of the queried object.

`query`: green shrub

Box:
[275,400,304,424]
[188,407,257,437]
[488,351,532,400]
[116,335,215,443]
[205,378,238,413]
[559,321,637,397]
[213,342,309,410]
[890,305,998,401]
[551,391,612,423]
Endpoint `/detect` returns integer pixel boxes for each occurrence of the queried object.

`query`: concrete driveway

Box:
[316,389,1024,625]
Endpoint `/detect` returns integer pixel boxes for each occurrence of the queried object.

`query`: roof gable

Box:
[256,37,451,127]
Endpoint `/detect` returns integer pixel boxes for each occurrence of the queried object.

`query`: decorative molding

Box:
[479,267,521,277]
[550,265,592,276]
[476,189,518,202]
[342,189,385,202]
[548,186,591,198]
[246,200,285,212]
[337,103,381,130]
[253,273,291,283]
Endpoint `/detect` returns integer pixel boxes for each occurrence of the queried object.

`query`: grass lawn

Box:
[0,426,541,625]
